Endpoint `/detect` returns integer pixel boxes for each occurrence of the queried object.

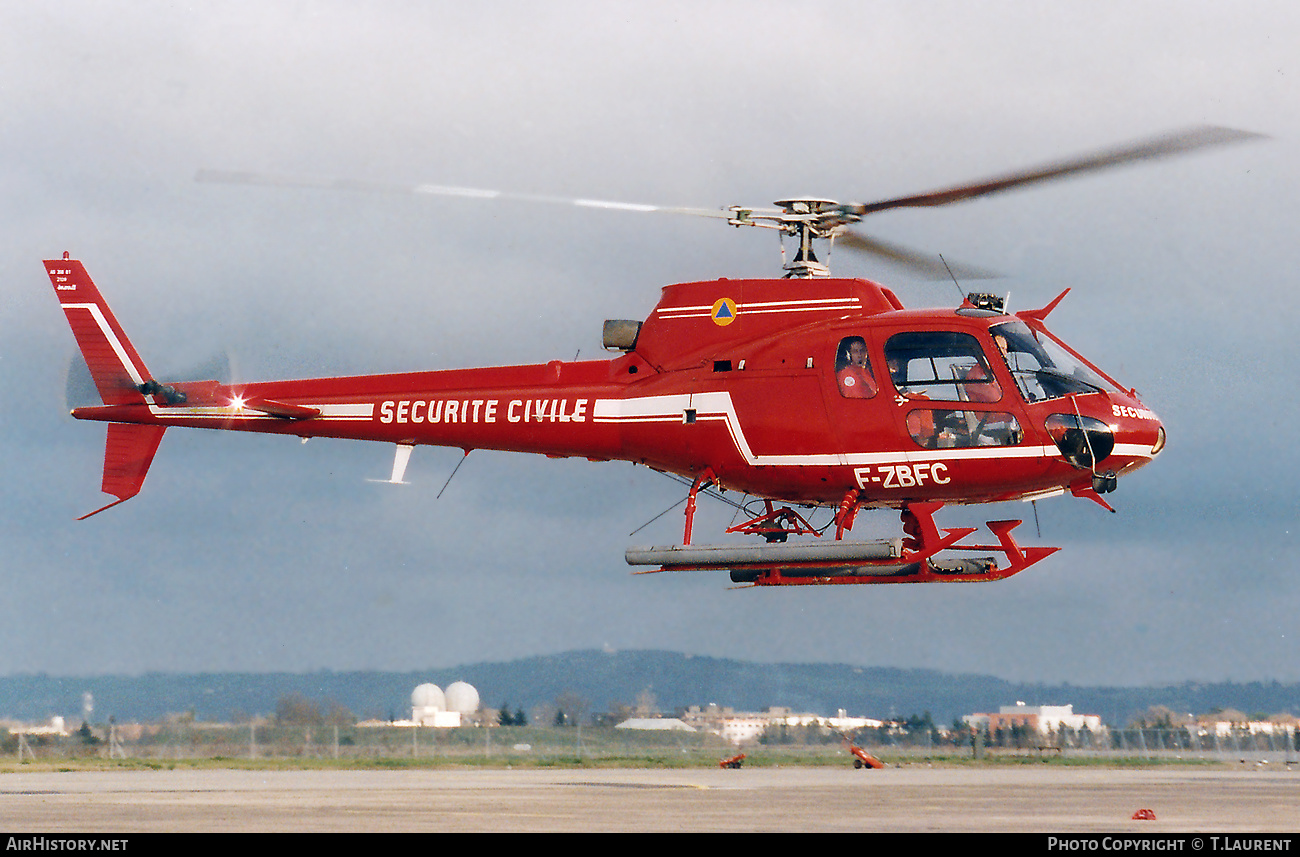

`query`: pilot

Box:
[836,337,877,398]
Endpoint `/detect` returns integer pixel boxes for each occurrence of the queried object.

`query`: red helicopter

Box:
[46,126,1258,587]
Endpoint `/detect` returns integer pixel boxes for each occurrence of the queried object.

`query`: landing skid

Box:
[625,493,1058,587]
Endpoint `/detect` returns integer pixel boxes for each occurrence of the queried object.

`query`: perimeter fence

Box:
[851,724,1300,766]
[4,723,1298,766]
[4,723,736,767]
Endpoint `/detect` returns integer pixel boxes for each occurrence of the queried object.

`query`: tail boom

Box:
[46,256,654,514]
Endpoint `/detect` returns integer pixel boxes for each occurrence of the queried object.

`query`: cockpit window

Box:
[989,321,1122,402]
[883,331,1000,402]
[835,336,878,399]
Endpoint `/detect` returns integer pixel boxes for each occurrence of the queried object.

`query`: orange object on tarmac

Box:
[850,744,884,769]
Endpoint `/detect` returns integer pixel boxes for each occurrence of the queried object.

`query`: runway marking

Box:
[568,782,709,790]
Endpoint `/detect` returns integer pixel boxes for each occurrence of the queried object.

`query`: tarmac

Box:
[1,765,1298,832]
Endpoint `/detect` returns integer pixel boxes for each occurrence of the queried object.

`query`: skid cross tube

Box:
[725,499,820,542]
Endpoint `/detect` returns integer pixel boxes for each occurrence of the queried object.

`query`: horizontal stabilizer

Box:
[79,423,166,519]
[242,398,321,420]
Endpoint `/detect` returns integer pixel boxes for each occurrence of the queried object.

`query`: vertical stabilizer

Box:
[45,256,167,518]
[78,423,167,519]
[44,256,152,405]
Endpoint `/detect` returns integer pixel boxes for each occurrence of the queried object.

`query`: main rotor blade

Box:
[847,126,1265,216]
[836,230,1000,280]
[195,170,736,220]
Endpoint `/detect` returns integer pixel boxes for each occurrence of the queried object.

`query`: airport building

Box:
[614,717,695,732]
[962,702,1102,735]
[677,704,884,744]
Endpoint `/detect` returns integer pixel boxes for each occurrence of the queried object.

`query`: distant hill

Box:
[1,650,1297,727]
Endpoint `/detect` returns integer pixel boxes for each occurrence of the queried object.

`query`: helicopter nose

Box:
[1109,402,1166,461]
[1043,402,1164,492]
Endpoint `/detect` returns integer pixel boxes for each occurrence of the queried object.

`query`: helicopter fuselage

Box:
[60,266,1163,515]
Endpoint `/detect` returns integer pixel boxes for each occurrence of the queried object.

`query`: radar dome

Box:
[444,681,480,714]
[411,683,445,710]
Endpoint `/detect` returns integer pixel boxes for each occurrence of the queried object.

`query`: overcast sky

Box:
[2,1,1297,689]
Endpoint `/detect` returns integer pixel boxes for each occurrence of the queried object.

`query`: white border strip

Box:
[594,392,1147,468]
[64,303,147,386]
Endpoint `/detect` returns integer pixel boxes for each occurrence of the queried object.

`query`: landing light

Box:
[1152,426,1166,455]
[1045,413,1115,469]
[231,395,246,411]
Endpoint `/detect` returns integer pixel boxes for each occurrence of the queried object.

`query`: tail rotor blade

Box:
[66,353,99,410]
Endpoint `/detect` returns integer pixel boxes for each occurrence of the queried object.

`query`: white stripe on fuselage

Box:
[145,402,374,421]
[655,296,862,320]
[593,392,1143,468]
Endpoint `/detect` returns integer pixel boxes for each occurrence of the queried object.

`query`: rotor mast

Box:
[727,198,857,279]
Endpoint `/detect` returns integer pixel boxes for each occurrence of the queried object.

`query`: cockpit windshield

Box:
[989,321,1123,402]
